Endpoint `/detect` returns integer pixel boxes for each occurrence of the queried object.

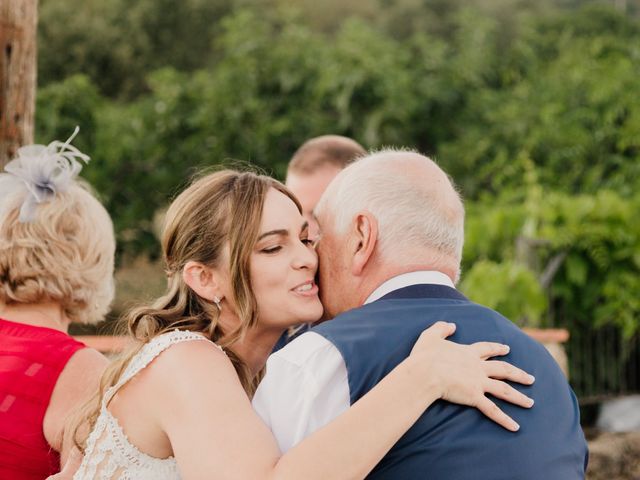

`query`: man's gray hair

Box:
[316,149,465,278]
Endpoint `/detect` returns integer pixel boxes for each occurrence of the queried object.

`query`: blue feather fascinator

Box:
[2,127,89,222]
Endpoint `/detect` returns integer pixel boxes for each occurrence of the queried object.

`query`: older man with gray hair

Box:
[253,150,588,479]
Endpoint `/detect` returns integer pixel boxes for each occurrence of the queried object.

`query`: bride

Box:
[64,169,533,479]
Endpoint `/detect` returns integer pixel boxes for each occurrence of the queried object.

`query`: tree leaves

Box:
[34,1,640,335]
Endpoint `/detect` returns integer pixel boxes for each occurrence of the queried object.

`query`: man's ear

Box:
[182,261,224,302]
[350,211,378,276]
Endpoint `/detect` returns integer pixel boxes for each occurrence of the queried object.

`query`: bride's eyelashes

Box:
[261,245,282,254]
[261,238,314,254]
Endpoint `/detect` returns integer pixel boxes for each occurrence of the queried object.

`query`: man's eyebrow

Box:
[257,229,289,241]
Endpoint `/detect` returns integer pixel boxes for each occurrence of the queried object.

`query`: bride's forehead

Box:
[260,189,303,226]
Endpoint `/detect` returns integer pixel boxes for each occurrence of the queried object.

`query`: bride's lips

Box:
[291,280,319,297]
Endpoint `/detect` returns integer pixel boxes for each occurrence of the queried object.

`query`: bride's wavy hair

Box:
[70,169,301,451]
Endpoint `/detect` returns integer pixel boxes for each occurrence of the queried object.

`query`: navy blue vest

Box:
[313,284,588,480]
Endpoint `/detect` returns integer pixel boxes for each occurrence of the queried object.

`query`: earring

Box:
[213,296,222,312]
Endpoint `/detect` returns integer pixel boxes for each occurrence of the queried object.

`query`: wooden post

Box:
[0,0,38,168]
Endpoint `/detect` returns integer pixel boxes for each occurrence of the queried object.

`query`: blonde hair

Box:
[0,179,115,324]
[71,169,300,451]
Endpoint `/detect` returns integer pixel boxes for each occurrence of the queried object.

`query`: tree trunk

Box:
[0,0,38,169]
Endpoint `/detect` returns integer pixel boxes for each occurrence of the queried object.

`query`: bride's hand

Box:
[409,321,535,432]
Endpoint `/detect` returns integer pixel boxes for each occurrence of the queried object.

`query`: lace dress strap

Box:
[103,330,211,406]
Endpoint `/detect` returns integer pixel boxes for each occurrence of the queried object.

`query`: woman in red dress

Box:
[0,130,115,479]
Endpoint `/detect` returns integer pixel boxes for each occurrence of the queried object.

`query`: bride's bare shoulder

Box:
[147,336,233,383]
[114,336,234,402]
[140,336,252,432]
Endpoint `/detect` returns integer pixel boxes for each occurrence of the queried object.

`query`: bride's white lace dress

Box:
[73,330,211,480]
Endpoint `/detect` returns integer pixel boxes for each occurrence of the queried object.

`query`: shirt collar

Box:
[364,271,455,305]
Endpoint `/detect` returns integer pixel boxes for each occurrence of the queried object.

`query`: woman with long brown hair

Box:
[67,169,534,479]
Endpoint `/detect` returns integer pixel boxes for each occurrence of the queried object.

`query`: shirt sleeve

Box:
[252,331,350,453]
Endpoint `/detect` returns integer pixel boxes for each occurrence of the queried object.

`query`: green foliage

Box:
[461,260,548,326]
[36,75,102,155]
[38,0,233,97]
[463,190,640,337]
[538,191,640,337]
[34,1,640,335]
[439,5,640,197]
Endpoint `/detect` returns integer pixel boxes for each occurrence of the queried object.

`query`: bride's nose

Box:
[292,241,318,271]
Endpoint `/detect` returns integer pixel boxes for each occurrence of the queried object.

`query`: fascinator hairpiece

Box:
[3,127,90,223]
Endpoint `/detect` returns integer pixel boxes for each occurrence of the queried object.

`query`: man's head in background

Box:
[286,135,366,238]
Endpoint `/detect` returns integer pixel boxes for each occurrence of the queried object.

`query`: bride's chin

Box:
[292,307,324,326]
[309,301,325,322]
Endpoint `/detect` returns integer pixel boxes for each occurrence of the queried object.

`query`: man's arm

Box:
[253,332,350,452]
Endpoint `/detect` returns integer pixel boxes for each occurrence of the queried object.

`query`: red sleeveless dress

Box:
[0,317,86,479]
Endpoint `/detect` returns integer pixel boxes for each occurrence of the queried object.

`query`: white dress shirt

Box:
[252,271,455,453]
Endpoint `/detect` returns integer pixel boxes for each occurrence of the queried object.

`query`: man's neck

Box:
[357,265,456,307]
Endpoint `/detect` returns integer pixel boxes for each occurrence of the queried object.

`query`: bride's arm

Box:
[154,322,533,480]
